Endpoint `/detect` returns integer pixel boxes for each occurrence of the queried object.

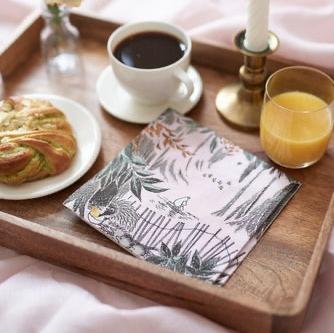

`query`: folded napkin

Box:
[64,110,301,285]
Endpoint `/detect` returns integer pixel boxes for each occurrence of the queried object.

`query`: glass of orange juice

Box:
[260,66,334,168]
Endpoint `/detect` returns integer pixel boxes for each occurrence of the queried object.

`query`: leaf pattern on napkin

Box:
[64,109,301,286]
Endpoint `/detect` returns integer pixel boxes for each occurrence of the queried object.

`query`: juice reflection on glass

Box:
[260,66,334,169]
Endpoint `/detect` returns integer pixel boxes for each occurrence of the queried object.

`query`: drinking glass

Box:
[260,66,334,169]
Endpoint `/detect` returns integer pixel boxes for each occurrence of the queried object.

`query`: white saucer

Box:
[96,65,203,124]
[0,94,102,200]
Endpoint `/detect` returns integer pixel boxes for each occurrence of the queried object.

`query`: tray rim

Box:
[0,9,333,332]
[0,196,333,318]
[1,10,334,78]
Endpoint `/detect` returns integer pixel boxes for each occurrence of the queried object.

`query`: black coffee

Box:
[114,31,186,69]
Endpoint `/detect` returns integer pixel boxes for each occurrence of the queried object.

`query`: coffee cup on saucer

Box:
[96,21,203,124]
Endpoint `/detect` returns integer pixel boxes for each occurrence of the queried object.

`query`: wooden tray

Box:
[0,10,333,333]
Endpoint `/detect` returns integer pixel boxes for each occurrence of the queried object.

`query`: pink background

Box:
[1,1,334,332]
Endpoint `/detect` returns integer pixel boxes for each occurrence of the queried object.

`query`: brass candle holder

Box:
[216,30,279,130]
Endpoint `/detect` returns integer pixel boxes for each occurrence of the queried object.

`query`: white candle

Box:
[245,0,269,52]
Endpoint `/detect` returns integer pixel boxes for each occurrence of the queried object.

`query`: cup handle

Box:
[169,67,194,105]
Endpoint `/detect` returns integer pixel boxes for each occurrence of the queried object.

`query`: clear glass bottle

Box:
[40,4,81,77]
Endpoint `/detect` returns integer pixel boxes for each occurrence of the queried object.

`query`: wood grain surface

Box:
[0,12,333,333]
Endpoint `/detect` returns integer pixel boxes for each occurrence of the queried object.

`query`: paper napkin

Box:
[64,110,301,285]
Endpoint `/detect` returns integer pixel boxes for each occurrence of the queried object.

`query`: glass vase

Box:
[40,4,81,77]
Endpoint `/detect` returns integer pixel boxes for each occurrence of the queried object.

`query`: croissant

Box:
[0,97,77,185]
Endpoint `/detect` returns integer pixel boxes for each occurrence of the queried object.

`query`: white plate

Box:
[0,94,102,200]
[96,65,203,124]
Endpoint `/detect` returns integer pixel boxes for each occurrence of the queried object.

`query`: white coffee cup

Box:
[107,21,194,106]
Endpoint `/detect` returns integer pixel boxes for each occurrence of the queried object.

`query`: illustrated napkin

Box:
[64,110,301,285]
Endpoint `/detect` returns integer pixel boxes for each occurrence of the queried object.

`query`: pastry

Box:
[0,97,77,185]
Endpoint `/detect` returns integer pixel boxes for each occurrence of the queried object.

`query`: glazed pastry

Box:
[0,97,77,185]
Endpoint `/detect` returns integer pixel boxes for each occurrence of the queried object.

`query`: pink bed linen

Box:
[80,0,334,70]
[1,1,333,332]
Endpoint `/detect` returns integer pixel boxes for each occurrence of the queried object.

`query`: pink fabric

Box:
[1,1,334,332]
[78,0,334,70]
[0,246,233,333]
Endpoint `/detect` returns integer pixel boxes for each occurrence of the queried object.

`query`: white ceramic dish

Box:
[0,94,101,200]
[96,65,203,124]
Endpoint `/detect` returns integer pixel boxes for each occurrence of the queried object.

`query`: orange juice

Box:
[260,91,333,168]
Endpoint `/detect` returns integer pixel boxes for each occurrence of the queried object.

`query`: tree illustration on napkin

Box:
[64,110,301,285]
